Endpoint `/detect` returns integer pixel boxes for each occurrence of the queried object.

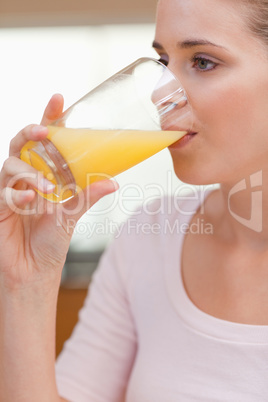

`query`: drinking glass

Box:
[20,57,192,203]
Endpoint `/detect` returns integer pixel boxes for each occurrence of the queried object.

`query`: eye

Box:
[192,56,217,72]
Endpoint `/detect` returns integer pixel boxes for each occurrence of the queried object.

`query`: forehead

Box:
[155,0,250,46]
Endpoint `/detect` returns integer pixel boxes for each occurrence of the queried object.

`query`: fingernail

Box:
[109,179,119,191]
[103,179,119,192]
[32,125,48,136]
[40,178,55,192]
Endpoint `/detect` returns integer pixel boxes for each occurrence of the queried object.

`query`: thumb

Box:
[61,179,119,224]
[84,179,119,208]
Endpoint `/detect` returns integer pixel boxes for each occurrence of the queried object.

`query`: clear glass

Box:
[20,57,192,203]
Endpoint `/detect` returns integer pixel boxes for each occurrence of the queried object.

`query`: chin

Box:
[171,160,221,187]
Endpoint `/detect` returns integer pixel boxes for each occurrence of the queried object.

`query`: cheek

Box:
[170,71,268,185]
[192,79,268,143]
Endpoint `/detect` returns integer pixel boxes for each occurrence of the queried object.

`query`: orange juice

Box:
[20,126,186,202]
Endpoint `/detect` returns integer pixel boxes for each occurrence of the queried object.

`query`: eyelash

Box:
[192,56,218,72]
[157,55,218,72]
[158,58,168,66]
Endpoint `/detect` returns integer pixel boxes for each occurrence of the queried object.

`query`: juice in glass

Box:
[20,126,186,202]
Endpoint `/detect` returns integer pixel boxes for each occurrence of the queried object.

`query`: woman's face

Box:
[154,0,268,185]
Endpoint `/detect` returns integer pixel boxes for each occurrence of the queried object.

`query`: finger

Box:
[9,94,63,157]
[9,124,48,157]
[59,179,119,228]
[40,93,64,126]
[1,157,55,194]
[0,187,36,214]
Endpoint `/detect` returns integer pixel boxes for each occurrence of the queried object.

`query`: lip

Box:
[168,131,198,150]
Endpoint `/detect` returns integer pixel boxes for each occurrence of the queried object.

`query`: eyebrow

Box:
[152,40,164,50]
[179,39,226,50]
[152,39,226,50]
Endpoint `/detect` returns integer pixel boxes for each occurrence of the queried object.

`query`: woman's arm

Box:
[0,280,61,401]
[0,94,118,401]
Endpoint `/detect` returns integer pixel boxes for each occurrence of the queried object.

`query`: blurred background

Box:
[0,0,185,281]
[0,0,187,354]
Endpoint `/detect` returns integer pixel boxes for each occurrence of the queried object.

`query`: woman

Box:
[1,0,268,400]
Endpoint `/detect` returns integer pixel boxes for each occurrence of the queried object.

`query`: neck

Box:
[210,169,268,248]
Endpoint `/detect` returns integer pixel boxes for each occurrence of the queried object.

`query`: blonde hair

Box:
[240,0,268,46]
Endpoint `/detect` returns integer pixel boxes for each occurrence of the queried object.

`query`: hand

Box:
[0,94,118,292]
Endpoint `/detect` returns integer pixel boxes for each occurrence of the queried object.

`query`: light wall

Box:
[0,23,183,254]
[0,0,157,27]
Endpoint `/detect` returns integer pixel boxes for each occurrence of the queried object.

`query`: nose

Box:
[151,69,192,130]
